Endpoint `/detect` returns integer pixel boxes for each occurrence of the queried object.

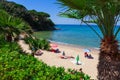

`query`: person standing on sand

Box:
[62,51,65,56]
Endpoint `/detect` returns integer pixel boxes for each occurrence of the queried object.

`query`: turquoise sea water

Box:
[34,24,120,48]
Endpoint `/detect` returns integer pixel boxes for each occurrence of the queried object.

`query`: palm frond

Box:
[57,0,120,39]
[0,10,32,37]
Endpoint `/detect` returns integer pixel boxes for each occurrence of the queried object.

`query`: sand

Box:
[18,40,32,53]
[18,40,99,79]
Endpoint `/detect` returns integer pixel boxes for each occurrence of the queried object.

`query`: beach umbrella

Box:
[83,49,91,53]
[50,43,58,49]
[76,55,79,65]
[50,43,58,48]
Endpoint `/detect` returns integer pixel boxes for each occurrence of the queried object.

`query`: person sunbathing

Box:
[59,51,74,59]
[55,49,61,53]
[34,49,43,56]
[60,55,74,59]
[87,54,94,59]
[84,52,94,59]
[50,48,60,53]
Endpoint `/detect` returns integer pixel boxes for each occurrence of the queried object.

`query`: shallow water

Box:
[34,24,120,48]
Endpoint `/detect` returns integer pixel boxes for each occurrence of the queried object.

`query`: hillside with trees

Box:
[0,2,90,79]
[0,1,56,31]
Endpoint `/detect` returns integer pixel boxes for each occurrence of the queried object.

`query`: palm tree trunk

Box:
[97,36,120,80]
[5,33,18,42]
[6,34,12,42]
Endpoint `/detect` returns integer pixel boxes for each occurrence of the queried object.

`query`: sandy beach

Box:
[18,40,99,79]
[34,42,99,79]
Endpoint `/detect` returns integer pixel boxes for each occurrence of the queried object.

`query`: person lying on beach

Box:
[59,51,74,59]
[50,48,61,53]
[87,54,94,59]
[34,49,43,56]
[60,55,75,59]
[55,49,61,53]
[84,52,94,59]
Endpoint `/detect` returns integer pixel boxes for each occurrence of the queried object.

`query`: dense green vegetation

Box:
[0,10,32,42]
[24,36,50,51]
[0,38,90,80]
[0,1,56,31]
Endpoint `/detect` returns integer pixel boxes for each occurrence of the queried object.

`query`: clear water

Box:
[34,24,120,48]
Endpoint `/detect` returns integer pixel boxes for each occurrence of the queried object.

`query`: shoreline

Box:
[35,41,99,79]
[49,40,100,53]
[18,39,99,79]
[49,40,100,48]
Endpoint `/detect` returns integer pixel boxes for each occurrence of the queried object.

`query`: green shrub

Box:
[24,36,50,51]
[0,41,90,80]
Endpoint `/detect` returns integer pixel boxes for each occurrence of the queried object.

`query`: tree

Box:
[0,1,55,31]
[0,10,32,42]
[57,0,120,80]
[28,10,55,31]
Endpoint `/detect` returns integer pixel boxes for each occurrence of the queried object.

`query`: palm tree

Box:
[57,0,120,79]
[0,10,32,42]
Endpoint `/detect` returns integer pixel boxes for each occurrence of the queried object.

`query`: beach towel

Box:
[71,60,83,65]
